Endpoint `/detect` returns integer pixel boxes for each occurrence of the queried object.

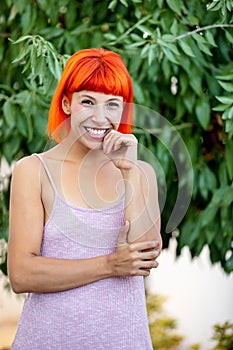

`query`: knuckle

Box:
[128,244,135,253]
[131,252,139,261]
[130,269,137,276]
[131,259,138,268]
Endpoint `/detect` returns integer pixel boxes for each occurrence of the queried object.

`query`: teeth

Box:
[86,127,107,135]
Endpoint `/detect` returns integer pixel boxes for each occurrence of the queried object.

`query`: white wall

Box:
[148,238,233,349]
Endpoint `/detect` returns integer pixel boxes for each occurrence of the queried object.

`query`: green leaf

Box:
[222,186,233,206]
[196,41,213,56]
[161,57,171,80]
[222,106,233,120]
[3,100,16,127]
[226,139,233,180]
[225,119,233,133]
[213,103,228,112]
[3,135,21,163]
[218,163,228,187]
[141,43,150,57]
[207,1,222,11]
[21,3,37,34]
[204,166,217,192]
[12,35,33,44]
[161,47,180,64]
[179,72,188,95]
[218,81,233,93]
[205,227,217,244]
[148,45,156,65]
[132,79,145,104]
[120,0,128,7]
[170,19,178,35]
[199,171,208,199]
[183,90,196,112]
[12,44,31,63]
[216,73,233,81]
[226,0,233,11]
[225,30,233,45]
[195,98,210,129]
[179,39,195,57]
[17,112,28,137]
[189,72,202,96]
[103,33,117,41]
[225,254,233,273]
[166,0,183,15]
[216,95,233,105]
[205,30,217,47]
[137,25,153,36]
[108,0,117,11]
[201,205,219,227]
[25,113,34,142]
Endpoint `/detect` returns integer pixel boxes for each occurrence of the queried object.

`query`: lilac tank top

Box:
[11,154,153,350]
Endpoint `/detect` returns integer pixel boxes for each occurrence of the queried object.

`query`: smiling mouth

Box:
[84,127,110,138]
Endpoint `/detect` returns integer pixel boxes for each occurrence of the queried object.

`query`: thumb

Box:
[117,220,130,246]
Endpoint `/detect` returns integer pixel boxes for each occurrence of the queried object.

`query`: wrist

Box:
[120,162,140,179]
[105,252,117,277]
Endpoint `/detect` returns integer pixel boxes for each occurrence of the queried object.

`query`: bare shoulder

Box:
[138,160,157,180]
[11,154,42,187]
[13,154,41,172]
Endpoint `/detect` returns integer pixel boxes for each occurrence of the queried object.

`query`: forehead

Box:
[72,90,123,102]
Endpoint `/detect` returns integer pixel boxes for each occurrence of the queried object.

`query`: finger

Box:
[140,260,159,270]
[143,241,161,251]
[130,240,157,252]
[110,138,124,152]
[138,269,151,276]
[141,249,160,260]
[117,220,130,246]
[104,134,121,154]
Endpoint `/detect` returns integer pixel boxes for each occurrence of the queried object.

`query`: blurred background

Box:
[0,0,233,349]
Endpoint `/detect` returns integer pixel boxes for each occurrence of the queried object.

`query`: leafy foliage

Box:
[210,321,233,350]
[146,293,183,349]
[0,0,233,275]
[146,294,233,350]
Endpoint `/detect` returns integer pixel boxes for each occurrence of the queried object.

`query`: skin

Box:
[7,90,162,294]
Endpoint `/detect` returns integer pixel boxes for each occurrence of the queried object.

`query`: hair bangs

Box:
[67,60,130,102]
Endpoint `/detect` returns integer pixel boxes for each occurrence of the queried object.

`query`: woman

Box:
[8,48,162,349]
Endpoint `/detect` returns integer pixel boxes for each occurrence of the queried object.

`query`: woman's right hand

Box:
[110,221,161,277]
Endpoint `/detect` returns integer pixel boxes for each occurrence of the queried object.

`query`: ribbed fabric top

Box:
[11,154,153,350]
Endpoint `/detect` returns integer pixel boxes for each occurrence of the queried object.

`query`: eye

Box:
[108,101,120,108]
[81,99,94,106]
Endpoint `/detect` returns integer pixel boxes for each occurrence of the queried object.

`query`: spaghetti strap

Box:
[33,153,57,194]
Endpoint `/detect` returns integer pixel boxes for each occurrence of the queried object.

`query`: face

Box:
[62,90,124,150]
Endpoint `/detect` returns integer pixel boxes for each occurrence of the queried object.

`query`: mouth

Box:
[84,127,110,139]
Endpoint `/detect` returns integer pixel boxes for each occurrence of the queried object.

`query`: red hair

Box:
[47,48,133,140]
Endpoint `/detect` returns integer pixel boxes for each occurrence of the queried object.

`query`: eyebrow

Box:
[80,94,122,102]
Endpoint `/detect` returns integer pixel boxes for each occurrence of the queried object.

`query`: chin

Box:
[84,140,103,152]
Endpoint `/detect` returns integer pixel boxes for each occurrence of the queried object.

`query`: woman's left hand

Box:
[102,130,138,170]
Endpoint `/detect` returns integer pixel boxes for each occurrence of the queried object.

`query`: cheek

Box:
[70,104,83,115]
[109,108,123,123]
[70,106,92,123]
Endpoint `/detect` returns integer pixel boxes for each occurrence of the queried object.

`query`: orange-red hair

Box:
[47,48,133,140]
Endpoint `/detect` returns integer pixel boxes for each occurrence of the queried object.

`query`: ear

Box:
[62,95,71,115]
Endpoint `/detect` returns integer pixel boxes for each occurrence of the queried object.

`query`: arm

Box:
[7,156,159,294]
[103,130,162,246]
[121,160,162,244]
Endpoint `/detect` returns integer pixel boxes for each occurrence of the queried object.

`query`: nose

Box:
[92,104,107,124]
